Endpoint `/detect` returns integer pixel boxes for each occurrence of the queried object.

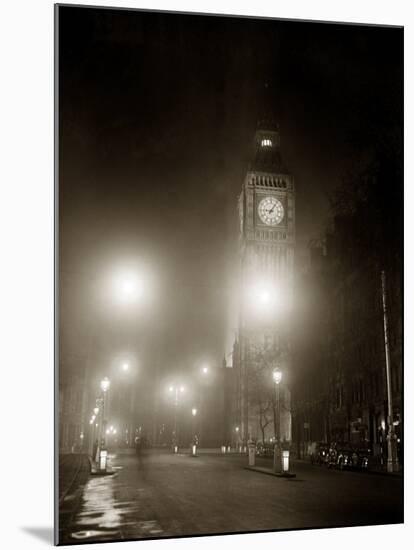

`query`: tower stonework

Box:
[236,121,295,444]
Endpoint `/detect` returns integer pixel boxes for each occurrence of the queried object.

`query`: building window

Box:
[261,138,272,147]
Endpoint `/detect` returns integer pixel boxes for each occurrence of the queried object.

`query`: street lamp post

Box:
[235,426,241,452]
[169,385,185,453]
[98,377,110,471]
[198,365,209,444]
[191,408,198,456]
[92,406,99,453]
[381,270,399,473]
[118,360,134,448]
[91,399,102,461]
[89,416,95,457]
[273,369,282,473]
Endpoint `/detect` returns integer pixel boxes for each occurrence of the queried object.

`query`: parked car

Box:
[310,442,330,465]
[256,441,274,458]
[327,443,371,470]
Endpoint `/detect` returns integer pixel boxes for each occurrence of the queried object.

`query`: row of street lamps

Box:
[167,365,209,453]
[89,364,209,468]
[87,267,284,467]
[87,376,111,471]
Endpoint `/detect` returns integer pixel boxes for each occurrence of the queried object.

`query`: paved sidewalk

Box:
[59,454,90,502]
[58,453,91,543]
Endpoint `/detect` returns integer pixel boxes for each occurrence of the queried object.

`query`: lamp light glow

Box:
[115,271,144,304]
[273,369,282,385]
[101,377,110,392]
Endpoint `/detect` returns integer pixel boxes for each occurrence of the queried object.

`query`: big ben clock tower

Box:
[236,119,295,444]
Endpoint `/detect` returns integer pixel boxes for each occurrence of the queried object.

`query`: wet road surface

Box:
[59,448,403,544]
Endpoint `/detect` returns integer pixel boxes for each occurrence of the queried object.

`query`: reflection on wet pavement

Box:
[69,452,165,542]
[70,474,122,540]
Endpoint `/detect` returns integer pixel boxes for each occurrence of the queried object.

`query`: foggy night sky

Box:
[58,6,402,388]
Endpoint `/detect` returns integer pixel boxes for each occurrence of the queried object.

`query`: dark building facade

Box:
[59,355,89,452]
[292,224,402,464]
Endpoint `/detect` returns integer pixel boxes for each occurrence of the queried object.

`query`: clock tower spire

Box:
[235,119,295,444]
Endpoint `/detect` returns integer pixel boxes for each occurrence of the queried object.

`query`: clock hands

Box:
[259,198,283,224]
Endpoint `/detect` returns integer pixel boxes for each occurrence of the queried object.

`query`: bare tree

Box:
[247,339,287,442]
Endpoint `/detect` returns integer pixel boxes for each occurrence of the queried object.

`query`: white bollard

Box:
[248,444,256,467]
[282,450,290,473]
[99,449,108,471]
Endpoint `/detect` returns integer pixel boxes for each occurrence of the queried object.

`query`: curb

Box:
[245,466,296,478]
[59,454,90,505]
[296,459,403,478]
[88,456,116,476]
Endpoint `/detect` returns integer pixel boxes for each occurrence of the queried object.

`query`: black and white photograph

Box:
[53,2,404,546]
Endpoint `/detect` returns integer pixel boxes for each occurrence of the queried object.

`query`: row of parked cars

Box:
[310,442,371,470]
[253,441,372,471]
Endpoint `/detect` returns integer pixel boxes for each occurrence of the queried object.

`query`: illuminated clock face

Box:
[258,196,284,225]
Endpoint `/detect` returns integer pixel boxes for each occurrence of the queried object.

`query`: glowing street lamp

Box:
[93,407,99,416]
[101,377,110,393]
[258,289,271,304]
[122,362,129,372]
[273,369,282,385]
[115,272,143,305]
[251,284,275,305]
[202,366,209,375]
[192,408,198,417]
[246,283,285,320]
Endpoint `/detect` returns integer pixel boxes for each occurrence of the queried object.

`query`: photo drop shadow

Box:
[21,526,54,545]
